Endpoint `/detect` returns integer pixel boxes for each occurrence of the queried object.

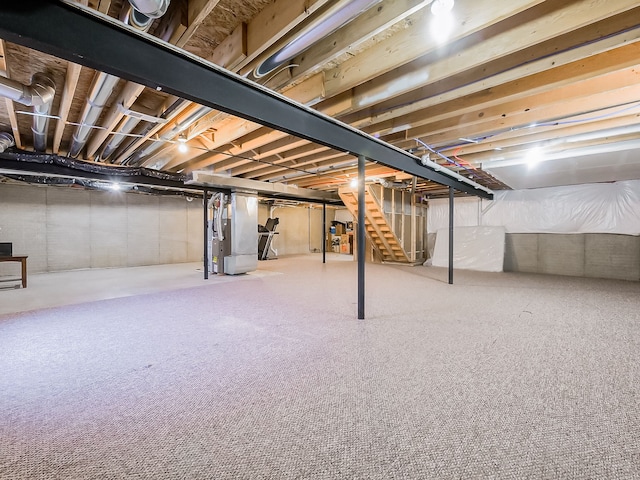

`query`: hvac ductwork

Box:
[0,132,15,153]
[70,0,170,158]
[0,73,55,152]
[68,72,120,158]
[128,0,171,19]
[254,0,380,78]
[106,98,186,163]
[124,104,212,166]
[120,4,154,31]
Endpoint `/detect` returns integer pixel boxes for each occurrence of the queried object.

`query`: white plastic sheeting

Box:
[427,180,640,235]
[431,226,506,272]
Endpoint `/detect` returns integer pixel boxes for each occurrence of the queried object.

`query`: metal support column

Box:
[357,155,366,319]
[203,189,209,280]
[448,186,454,285]
[322,203,326,264]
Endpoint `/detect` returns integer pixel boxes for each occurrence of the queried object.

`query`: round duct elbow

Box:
[121,4,154,31]
[0,132,15,153]
[29,73,56,107]
[128,0,170,19]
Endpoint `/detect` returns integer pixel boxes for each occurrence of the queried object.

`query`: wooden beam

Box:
[112,100,191,163]
[53,62,83,154]
[473,131,640,169]
[0,40,21,149]
[184,128,289,173]
[279,72,326,106]
[451,113,640,158]
[399,84,640,148]
[208,22,247,70]
[170,73,326,172]
[230,143,330,176]
[153,0,188,45]
[85,81,145,158]
[323,0,546,98]
[345,0,640,120]
[174,0,223,48]
[345,9,640,130]
[289,0,428,83]
[409,67,640,139]
[252,137,309,160]
[97,0,111,14]
[366,46,640,139]
[252,151,349,181]
[238,0,332,72]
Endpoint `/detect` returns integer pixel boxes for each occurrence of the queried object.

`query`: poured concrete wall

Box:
[505,233,640,281]
[0,184,203,275]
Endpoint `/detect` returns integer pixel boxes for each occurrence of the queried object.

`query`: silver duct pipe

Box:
[68,72,120,158]
[120,3,154,31]
[0,73,55,152]
[114,98,186,164]
[128,0,170,18]
[68,0,170,160]
[0,132,15,153]
[99,116,142,161]
[100,100,171,161]
[254,0,381,78]
[31,73,56,152]
[125,104,212,165]
[95,0,170,161]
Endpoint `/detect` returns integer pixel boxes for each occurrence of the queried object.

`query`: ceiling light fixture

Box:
[525,147,543,169]
[350,178,358,188]
[430,0,455,43]
[178,134,188,153]
[431,0,454,16]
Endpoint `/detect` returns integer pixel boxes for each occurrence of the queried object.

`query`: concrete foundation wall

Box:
[258,203,334,257]
[505,233,640,281]
[0,184,203,275]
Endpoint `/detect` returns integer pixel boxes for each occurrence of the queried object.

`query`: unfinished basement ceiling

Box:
[1,0,639,198]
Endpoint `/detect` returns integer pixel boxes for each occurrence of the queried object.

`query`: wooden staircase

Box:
[338,186,410,263]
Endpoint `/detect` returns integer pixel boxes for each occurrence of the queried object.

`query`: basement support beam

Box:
[203,189,209,280]
[357,155,366,320]
[449,187,454,285]
[322,203,326,265]
[0,1,491,200]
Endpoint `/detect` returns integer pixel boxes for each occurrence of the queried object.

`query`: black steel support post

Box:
[357,155,366,320]
[448,186,454,285]
[203,189,209,280]
[322,203,326,264]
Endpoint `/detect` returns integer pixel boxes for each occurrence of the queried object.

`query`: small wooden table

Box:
[0,255,28,288]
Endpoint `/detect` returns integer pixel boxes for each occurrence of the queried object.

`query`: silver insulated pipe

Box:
[0,132,15,153]
[68,72,120,158]
[31,73,56,152]
[125,104,212,166]
[128,0,171,18]
[0,72,55,152]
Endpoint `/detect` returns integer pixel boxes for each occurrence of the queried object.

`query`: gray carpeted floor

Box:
[1,254,640,479]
